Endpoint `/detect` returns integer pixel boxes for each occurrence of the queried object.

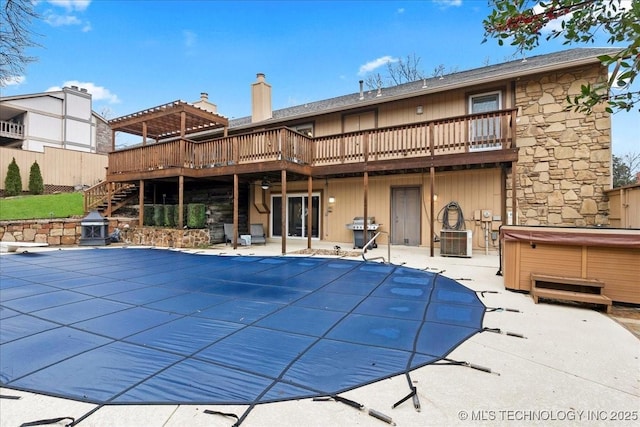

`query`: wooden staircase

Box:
[84,182,138,215]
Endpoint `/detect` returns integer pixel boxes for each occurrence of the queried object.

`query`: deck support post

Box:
[178,175,184,229]
[430,166,435,258]
[281,170,287,255]
[138,180,145,227]
[233,174,239,249]
[363,171,369,247]
[107,182,113,217]
[307,176,313,250]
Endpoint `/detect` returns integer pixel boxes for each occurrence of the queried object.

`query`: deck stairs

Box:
[84,182,138,215]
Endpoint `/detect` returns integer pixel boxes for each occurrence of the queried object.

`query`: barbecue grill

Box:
[346,217,380,249]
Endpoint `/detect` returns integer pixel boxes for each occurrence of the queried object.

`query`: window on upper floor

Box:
[292,123,313,137]
[468,91,503,151]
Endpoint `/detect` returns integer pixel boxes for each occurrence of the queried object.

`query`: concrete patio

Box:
[1,240,638,426]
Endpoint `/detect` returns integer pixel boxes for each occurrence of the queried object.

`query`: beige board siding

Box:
[587,247,640,304]
[313,81,514,138]
[0,146,107,191]
[516,243,584,291]
[249,168,502,248]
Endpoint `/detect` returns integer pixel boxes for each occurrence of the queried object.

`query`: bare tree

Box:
[364,54,461,90]
[387,54,424,86]
[364,54,425,90]
[0,0,40,85]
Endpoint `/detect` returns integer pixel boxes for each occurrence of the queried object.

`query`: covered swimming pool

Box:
[0,248,486,424]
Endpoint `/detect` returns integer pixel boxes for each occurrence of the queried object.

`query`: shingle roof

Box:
[228,47,621,129]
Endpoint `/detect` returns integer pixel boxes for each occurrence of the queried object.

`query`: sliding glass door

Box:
[271,193,320,238]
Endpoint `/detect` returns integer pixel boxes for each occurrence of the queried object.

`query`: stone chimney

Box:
[193,92,217,113]
[251,73,272,123]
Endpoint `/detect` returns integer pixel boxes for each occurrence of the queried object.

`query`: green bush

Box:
[164,204,176,227]
[143,204,154,225]
[28,161,44,195]
[4,158,22,196]
[153,204,165,226]
[187,203,206,228]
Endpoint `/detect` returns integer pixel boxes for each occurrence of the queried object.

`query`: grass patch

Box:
[0,193,84,220]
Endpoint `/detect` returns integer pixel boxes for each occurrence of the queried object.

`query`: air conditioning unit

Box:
[440,230,473,258]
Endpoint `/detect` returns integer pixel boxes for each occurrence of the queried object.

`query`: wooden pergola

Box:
[109,100,229,147]
[108,101,229,229]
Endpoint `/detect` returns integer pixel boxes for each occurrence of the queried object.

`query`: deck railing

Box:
[108,109,516,175]
[84,181,137,212]
[0,120,24,139]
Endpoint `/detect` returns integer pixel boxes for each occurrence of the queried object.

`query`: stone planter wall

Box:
[0,218,210,249]
[125,227,211,248]
[514,63,611,226]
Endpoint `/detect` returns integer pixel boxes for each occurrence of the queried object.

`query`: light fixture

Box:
[261,179,270,190]
[433,194,438,202]
[416,105,424,115]
[328,196,336,204]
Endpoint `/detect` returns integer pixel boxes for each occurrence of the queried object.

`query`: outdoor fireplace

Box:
[79,211,110,246]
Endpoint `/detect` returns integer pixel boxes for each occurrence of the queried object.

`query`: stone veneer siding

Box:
[0,218,210,249]
[95,117,112,154]
[514,63,611,226]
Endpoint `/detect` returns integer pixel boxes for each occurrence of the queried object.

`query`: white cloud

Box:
[47,81,120,104]
[358,56,398,76]
[0,76,26,87]
[183,30,197,55]
[433,0,462,8]
[43,0,91,30]
[397,8,405,14]
[45,13,82,27]
[47,0,91,12]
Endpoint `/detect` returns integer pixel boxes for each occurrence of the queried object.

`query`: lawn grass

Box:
[0,193,84,220]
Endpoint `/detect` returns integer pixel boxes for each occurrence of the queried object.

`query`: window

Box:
[292,123,313,137]
[468,91,502,151]
[271,193,320,238]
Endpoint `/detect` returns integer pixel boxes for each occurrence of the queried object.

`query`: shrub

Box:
[153,204,165,226]
[187,203,206,228]
[164,204,176,227]
[143,204,154,225]
[28,161,44,195]
[4,158,22,196]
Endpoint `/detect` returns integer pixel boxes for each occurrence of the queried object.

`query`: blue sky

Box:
[2,0,637,154]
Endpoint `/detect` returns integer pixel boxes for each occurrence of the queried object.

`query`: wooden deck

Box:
[106,109,518,182]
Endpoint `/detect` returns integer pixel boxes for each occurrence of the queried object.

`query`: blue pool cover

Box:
[0,248,485,408]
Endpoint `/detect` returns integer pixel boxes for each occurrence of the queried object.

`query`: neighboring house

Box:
[99,47,617,252]
[0,85,111,154]
[0,86,110,193]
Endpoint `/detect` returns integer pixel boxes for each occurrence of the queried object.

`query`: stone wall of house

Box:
[95,117,112,154]
[513,63,611,226]
[0,218,210,249]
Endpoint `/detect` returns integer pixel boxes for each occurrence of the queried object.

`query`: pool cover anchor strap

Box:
[313,395,396,425]
[0,394,21,400]
[483,327,527,339]
[392,385,420,411]
[485,306,521,313]
[435,358,499,375]
[19,416,75,427]
[204,409,239,421]
[392,372,421,412]
[478,290,499,298]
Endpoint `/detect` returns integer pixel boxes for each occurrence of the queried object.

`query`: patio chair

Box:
[223,223,233,245]
[250,223,267,245]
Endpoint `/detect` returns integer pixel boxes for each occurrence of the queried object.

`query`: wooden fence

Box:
[0,146,107,192]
